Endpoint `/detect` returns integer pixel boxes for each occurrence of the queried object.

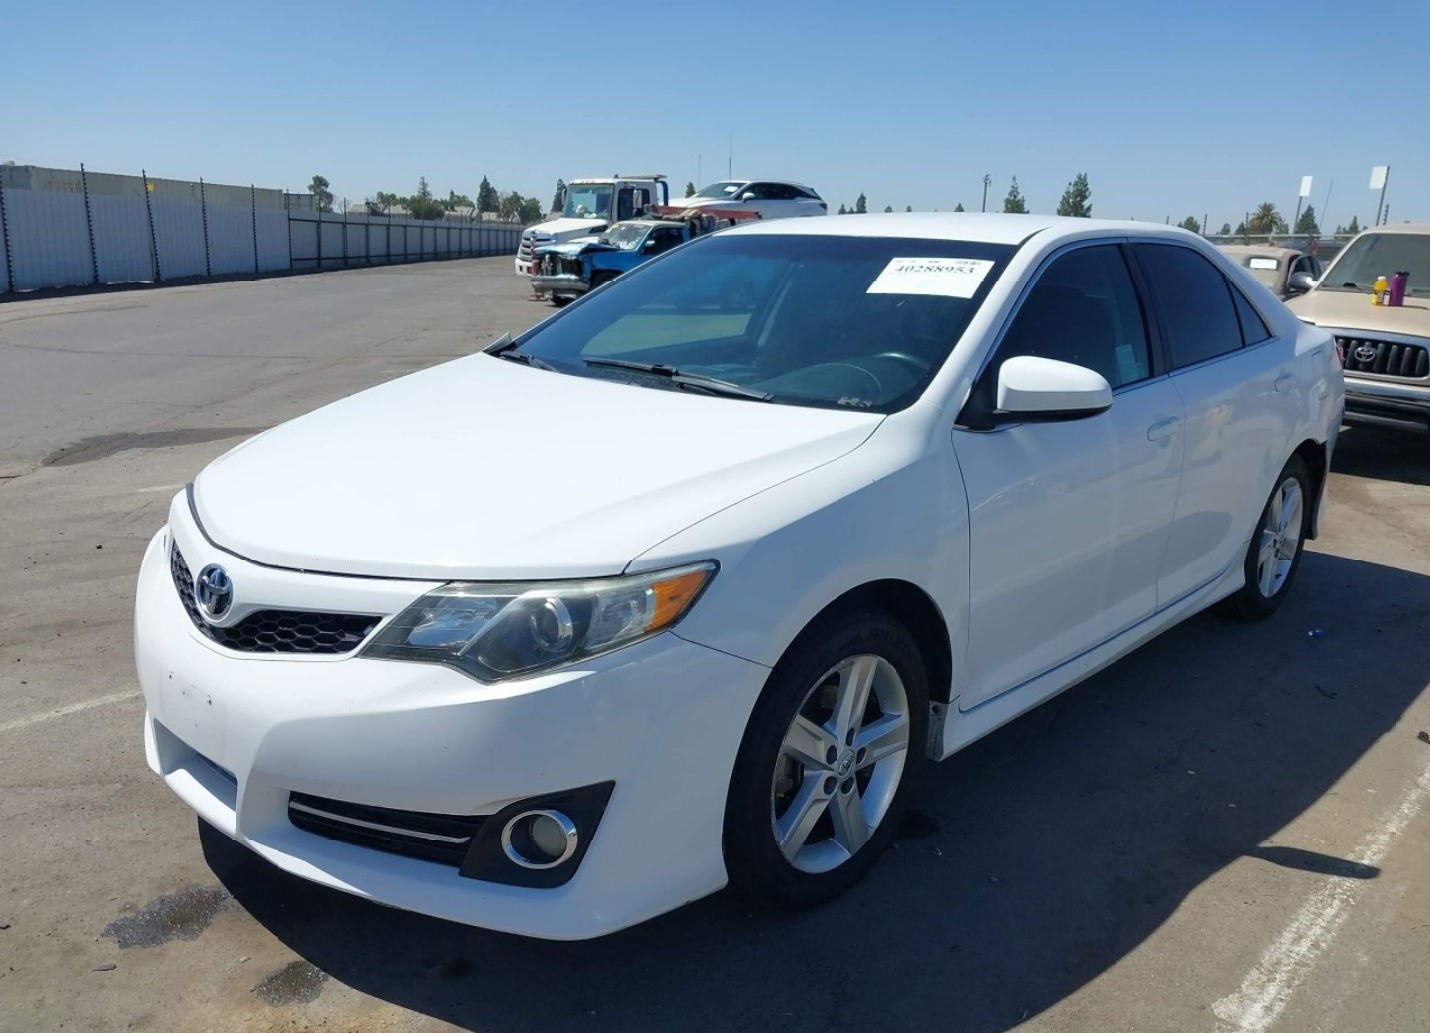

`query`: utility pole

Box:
[981,174,991,213]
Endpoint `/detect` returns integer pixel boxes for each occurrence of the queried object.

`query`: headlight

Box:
[361,562,717,682]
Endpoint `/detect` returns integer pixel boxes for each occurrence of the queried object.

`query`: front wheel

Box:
[723,610,927,910]
[1221,455,1311,621]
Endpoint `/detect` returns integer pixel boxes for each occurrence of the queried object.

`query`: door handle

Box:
[1147,416,1179,443]
[1274,372,1296,393]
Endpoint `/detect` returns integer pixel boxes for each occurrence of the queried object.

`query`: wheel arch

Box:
[785,579,955,709]
[1290,436,1328,539]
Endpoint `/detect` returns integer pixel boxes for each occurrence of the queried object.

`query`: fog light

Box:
[501,809,578,869]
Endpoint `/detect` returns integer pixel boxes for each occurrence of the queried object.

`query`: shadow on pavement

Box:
[203,551,1430,1033]
[1333,424,1430,487]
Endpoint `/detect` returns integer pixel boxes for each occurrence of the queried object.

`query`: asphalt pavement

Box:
[1,259,1427,1033]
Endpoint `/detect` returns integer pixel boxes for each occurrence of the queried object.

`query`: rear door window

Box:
[1134,244,1244,369]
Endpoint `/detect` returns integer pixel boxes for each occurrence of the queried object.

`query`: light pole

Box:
[981,174,991,213]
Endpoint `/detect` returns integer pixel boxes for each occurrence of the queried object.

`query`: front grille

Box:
[517,232,550,263]
[288,791,485,867]
[169,543,380,655]
[1337,335,1430,379]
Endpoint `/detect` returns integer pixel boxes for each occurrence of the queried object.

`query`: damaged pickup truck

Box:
[530,209,758,306]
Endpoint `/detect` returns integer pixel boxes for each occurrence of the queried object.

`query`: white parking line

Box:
[0,689,142,734]
[1212,754,1430,1032]
[135,483,185,493]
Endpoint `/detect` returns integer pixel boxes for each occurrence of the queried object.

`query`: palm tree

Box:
[1248,202,1281,235]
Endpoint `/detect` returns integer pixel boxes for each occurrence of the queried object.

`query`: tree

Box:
[905,205,913,212]
[476,176,498,214]
[443,190,473,212]
[518,196,544,224]
[1056,172,1092,217]
[366,192,398,216]
[954,202,965,212]
[1218,222,1232,236]
[1294,204,1319,236]
[498,191,525,222]
[1247,202,1281,235]
[884,205,893,213]
[837,203,847,215]
[551,179,566,214]
[407,177,445,220]
[1345,215,1360,234]
[1178,216,1201,232]
[855,192,867,214]
[308,174,333,212]
[1002,177,1027,214]
[684,181,696,198]
[1234,220,1247,240]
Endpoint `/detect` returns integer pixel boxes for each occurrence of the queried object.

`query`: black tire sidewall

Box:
[723,610,928,909]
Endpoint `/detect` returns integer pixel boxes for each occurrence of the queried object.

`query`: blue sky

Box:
[3,0,1426,229]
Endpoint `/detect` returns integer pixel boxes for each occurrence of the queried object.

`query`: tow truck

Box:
[529,205,761,306]
[514,175,670,277]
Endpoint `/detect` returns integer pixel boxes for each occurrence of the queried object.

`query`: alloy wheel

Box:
[1256,476,1303,598]
[770,654,910,873]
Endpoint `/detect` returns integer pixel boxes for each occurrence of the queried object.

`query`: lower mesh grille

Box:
[288,792,485,867]
[169,543,380,655]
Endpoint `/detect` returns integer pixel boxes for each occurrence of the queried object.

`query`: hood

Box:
[537,239,614,257]
[528,217,610,238]
[1287,288,1430,337]
[193,355,881,580]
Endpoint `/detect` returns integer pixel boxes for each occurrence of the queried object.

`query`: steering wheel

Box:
[869,351,931,374]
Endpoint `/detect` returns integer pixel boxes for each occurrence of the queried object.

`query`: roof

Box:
[1217,245,1305,260]
[704,178,818,191]
[726,212,1188,246]
[1358,222,1430,236]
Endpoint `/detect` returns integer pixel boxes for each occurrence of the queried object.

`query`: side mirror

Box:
[961,355,1113,429]
[739,193,755,202]
[642,238,659,250]
[1287,271,1315,294]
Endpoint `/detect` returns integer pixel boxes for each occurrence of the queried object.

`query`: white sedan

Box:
[682,179,827,219]
[135,214,1343,939]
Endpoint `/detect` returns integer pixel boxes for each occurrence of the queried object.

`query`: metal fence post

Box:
[142,169,162,282]
[315,210,322,270]
[364,219,370,266]
[341,206,348,267]
[251,184,259,274]
[199,177,212,278]
[286,192,294,269]
[81,163,100,284]
[0,168,14,292]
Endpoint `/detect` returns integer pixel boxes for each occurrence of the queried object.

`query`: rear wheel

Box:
[590,271,619,291]
[724,610,927,909]
[1222,455,1311,621]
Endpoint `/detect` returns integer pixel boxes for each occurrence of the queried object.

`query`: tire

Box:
[723,609,928,910]
[590,271,618,291]
[1221,455,1311,621]
[551,295,573,308]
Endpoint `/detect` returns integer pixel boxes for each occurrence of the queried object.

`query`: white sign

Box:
[1249,258,1280,270]
[1299,175,1313,198]
[866,257,993,298]
[1370,165,1389,189]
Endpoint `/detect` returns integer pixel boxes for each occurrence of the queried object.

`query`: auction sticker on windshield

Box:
[1249,258,1280,270]
[867,257,994,298]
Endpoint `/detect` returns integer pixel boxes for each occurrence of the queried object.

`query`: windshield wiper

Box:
[583,357,773,401]
[495,350,558,372]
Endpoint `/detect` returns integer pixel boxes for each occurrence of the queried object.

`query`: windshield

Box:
[509,234,1016,414]
[1319,232,1430,293]
[1240,255,1282,288]
[692,180,745,200]
[563,185,613,220]
[599,223,652,250]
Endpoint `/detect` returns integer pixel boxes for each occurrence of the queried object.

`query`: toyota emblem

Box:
[194,564,234,622]
[1353,344,1378,364]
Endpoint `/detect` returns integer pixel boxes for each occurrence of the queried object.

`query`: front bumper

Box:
[135,521,770,939]
[529,274,589,297]
[1344,376,1430,432]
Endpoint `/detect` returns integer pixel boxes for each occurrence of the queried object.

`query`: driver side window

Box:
[994,245,1152,390]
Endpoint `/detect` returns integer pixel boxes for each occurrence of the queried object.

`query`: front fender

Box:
[628,406,970,701]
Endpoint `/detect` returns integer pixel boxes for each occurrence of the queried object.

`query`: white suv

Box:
[682,179,827,219]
